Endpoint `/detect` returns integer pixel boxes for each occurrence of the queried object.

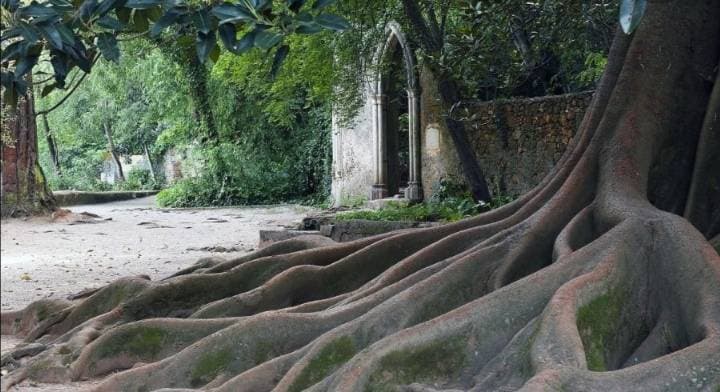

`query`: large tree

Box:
[0,82,55,217]
[2,1,720,391]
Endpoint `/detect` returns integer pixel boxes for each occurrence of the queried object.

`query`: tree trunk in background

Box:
[400,0,492,202]
[436,78,492,202]
[143,143,156,182]
[1,84,55,217]
[156,38,218,142]
[41,113,61,176]
[102,123,124,182]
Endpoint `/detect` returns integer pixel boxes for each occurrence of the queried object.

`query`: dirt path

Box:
[1,197,315,311]
[1,198,316,391]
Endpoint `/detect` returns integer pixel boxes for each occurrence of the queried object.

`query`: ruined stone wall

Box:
[330,83,376,206]
[420,67,592,198]
[331,68,593,205]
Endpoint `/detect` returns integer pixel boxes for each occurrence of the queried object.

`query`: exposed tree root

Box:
[2,1,720,391]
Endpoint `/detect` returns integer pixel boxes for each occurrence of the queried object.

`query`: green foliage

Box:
[336,178,514,222]
[1,0,349,105]
[442,1,617,100]
[115,168,162,191]
[157,32,333,207]
[335,198,483,222]
[37,40,189,191]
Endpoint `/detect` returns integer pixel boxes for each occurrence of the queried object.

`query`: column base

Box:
[371,184,389,200]
[405,182,423,202]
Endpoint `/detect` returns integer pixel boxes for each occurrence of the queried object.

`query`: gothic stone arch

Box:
[370,21,423,201]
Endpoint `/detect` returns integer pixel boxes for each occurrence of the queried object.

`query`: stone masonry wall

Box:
[420,67,592,199]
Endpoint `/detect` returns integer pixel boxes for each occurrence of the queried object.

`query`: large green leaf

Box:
[38,24,64,49]
[269,44,289,79]
[218,22,236,51]
[20,2,59,22]
[192,8,211,34]
[254,29,282,49]
[211,3,253,24]
[195,30,216,62]
[125,0,161,10]
[14,55,39,79]
[78,0,99,22]
[50,51,69,85]
[619,0,647,34]
[96,33,120,61]
[286,0,305,13]
[234,29,257,53]
[314,13,348,31]
[18,22,41,42]
[150,8,182,37]
[295,21,321,34]
[96,15,123,30]
[55,23,79,46]
[1,41,28,63]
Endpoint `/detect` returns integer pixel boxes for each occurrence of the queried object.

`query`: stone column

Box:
[405,88,423,201]
[371,94,389,199]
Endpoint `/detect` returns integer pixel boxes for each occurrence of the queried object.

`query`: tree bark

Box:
[1,1,719,391]
[41,113,62,177]
[1,81,56,217]
[102,123,124,182]
[143,143,157,182]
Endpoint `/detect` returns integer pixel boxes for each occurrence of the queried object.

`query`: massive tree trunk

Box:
[0,85,55,217]
[1,1,719,391]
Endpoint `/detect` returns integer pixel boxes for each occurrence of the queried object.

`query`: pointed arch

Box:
[370,21,423,201]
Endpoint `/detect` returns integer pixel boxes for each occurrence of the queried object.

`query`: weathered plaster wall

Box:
[420,68,592,198]
[330,83,376,205]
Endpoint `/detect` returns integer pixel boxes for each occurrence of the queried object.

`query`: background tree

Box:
[0,82,55,216]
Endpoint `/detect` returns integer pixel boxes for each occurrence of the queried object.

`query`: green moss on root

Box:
[576,286,626,371]
[366,336,467,391]
[252,340,274,364]
[95,326,169,360]
[190,348,233,387]
[289,336,357,392]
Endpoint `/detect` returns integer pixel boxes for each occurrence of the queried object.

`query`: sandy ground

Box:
[0,197,316,391]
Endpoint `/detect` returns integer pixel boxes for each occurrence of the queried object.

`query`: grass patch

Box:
[336,196,512,223]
